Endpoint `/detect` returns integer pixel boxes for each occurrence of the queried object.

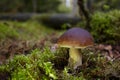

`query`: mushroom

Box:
[57,27,94,69]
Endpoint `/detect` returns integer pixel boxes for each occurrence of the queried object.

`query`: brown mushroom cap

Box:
[57,27,94,48]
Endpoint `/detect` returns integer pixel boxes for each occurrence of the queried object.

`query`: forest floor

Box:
[0,20,120,79]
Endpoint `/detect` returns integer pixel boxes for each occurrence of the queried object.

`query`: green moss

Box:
[0,47,119,79]
[7,48,57,80]
[77,9,120,44]
[90,10,120,44]
[0,20,55,41]
[0,22,18,40]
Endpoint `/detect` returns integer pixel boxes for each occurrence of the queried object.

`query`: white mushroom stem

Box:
[69,47,82,69]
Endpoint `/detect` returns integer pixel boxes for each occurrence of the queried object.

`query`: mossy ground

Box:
[0,18,120,79]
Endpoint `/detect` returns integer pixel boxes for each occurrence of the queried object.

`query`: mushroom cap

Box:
[57,27,94,48]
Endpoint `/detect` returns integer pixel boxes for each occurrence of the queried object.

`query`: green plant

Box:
[90,10,120,44]
[104,60,120,79]
[0,65,10,80]
[0,22,18,40]
[62,67,86,80]
[0,20,55,41]
[6,48,57,80]
[0,0,61,13]
[0,46,119,79]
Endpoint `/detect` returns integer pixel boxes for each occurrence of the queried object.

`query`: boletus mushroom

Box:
[57,27,94,69]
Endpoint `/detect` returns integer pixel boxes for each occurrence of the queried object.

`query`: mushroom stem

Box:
[69,47,82,69]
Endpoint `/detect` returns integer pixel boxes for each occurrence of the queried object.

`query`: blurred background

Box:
[0,0,120,29]
[0,0,120,13]
[1,0,120,43]
[0,0,120,53]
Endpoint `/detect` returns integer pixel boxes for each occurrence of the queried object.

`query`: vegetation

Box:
[0,10,120,79]
[78,10,120,44]
[0,20,54,41]
[93,0,120,11]
[0,22,18,40]
[0,0,61,13]
[90,10,120,44]
[0,0,120,80]
[0,46,120,79]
